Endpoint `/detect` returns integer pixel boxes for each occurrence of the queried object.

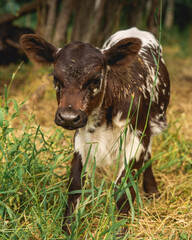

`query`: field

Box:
[0,37,192,239]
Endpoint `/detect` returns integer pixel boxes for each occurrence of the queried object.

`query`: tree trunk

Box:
[164,0,175,29]
[146,0,160,36]
[44,0,57,42]
[128,0,146,27]
[36,0,47,37]
[53,0,75,47]
[91,0,124,47]
[71,0,96,42]
[83,0,107,44]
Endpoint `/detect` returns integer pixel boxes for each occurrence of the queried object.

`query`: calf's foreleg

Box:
[115,160,143,216]
[62,152,84,234]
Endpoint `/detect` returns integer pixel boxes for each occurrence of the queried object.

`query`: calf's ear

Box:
[20,34,56,64]
[104,37,142,66]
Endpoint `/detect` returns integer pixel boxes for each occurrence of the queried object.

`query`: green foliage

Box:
[0,0,35,15]
[0,63,191,239]
[0,0,20,15]
[175,0,192,7]
[154,120,192,173]
[0,65,144,239]
[162,26,192,58]
[0,68,72,239]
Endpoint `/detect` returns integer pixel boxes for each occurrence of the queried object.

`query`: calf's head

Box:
[20,34,141,130]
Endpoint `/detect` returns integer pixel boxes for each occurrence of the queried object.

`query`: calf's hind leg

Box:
[143,153,160,198]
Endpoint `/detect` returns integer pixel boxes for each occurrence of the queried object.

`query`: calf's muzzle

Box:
[55,107,87,130]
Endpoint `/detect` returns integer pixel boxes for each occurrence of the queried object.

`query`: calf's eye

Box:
[92,77,101,88]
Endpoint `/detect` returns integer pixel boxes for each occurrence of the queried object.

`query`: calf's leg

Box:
[143,153,160,198]
[62,152,84,234]
[114,160,143,237]
[115,160,143,216]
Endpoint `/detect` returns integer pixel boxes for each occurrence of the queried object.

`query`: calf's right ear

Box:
[20,34,56,64]
[104,37,142,66]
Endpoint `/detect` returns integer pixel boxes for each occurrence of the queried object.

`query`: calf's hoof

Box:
[62,223,71,235]
[144,187,160,199]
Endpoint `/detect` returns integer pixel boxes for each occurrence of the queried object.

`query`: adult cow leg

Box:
[62,152,84,234]
[143,153,160,198]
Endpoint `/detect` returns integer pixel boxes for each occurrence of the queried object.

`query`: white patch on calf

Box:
[160,104,164,110]
[79,92,89,112]
[141,85,148,99]
[54,83,59,93]
[75,112,144,173]
[115,129,145,183]
[125,130,144,162]
[161,57,165,64]
[75,124,121,170]
[144,140,152,162]
[150,118,167,136]
[102,27,161,55]
[56,48,62,54]
[143,62,161,104]
[92,69,105,96]
[86,107,102,131]
[113,112,125,128]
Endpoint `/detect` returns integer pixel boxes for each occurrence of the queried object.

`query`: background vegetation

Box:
[0,0,192,239]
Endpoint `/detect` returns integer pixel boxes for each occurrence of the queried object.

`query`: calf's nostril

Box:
[58,112,64,121]
[57,111,81,124]
[72,115,81,124]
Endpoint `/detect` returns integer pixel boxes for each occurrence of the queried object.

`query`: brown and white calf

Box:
[20,27,170,233]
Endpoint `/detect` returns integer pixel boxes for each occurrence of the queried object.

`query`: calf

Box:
[20,27,170,234]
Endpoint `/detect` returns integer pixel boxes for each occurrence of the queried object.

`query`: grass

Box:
[0,88,69,239]
[0,61,192,240]
[1,26,192,239]
[0,80,131,239]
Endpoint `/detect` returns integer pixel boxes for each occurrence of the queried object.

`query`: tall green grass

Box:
[0,67,72,239]
[0,68,140,240]
[0,66,191,239]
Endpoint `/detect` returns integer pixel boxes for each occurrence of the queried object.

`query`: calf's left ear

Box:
[20,34,56,64]
[104,37,142,66]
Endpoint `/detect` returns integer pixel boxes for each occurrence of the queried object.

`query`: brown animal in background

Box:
[20,27,170,234]
[0,23,34,65]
